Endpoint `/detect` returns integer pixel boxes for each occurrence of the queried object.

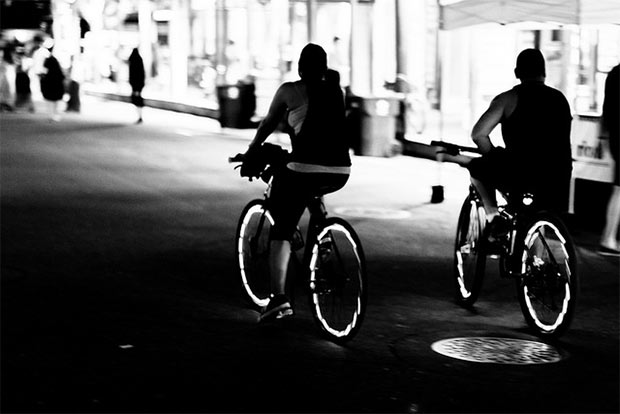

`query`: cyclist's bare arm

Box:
[247,83,290,150]
[471,93,510,154]
[436,92,510,166]
[472,89,519,151]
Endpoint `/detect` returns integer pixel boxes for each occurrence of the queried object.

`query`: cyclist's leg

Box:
[467,150,514,223]
[601,148,620,251]
[268,169,306,296]
[269,240,291,295]
[470,176,498,220]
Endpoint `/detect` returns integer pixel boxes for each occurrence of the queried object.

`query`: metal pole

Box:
[394,0,407,91]
[431,0,444,204]
[215,0,227,85]
[307,0,316,43]
[349,0,357,93]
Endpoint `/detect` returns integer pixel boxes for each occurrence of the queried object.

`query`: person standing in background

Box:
[128,48,145,124]
[14,48,35,113]
[599,64,620,256]
[40,50,65,121]
[0,47,16,112]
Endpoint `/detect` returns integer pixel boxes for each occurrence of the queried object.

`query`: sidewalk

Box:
[82,81,220,119]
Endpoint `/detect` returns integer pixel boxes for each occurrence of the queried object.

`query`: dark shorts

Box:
[269,168,349,241]
[467,148,571,212]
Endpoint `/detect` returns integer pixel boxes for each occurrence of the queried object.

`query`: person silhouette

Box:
[241,43,351,322]
[40,49,65,121]
[599,64,620,256]
[436,48,573,240]
[128,48,145,123]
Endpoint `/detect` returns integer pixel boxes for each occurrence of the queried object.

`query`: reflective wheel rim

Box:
[309,223,364,338]
[456,202,484,298]
[521,220,572,333]
[237,204,273,308]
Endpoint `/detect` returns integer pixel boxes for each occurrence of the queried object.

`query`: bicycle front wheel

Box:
[308,217,367,343]
[453,193,487,307]
[516,212,578,338]
[235,200,273,309]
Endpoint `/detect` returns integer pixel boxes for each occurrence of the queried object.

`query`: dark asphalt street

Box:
[1,98,618,413]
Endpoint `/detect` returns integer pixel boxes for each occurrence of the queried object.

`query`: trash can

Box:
[216,82,256,128]
[346,95,401,157]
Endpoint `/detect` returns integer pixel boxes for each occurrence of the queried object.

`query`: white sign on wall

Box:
[568,114,615,213]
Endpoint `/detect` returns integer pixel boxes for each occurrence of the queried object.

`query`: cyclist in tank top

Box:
[241,43,351,322]
[437,49,573,238]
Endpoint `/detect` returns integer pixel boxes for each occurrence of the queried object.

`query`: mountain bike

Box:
[229,144,367,343]
[432,140,579,338]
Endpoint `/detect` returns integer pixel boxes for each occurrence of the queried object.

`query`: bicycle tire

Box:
[235,199,273,309]
[515,211,578,338]
[308,217,367,343]
[453,193,487,307]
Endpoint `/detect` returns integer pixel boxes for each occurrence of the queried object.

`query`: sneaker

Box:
[598,245,620,257]
[259,294,293,323]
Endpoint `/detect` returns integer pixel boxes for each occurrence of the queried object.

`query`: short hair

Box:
[515,48,546,79]
[298,43,327,82]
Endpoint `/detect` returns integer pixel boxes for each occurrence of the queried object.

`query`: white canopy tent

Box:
[433,0,620,209]
[439,0,620,30]
[433,0,620,122]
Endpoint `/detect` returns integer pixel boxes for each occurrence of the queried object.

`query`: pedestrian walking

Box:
[0,48,16,112]
[40,50,65,121]
[128,48,145,123]
[599,63,620,256]
[14,52,35,112]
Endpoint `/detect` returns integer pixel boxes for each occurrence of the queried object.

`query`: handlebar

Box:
[431,140,481,155]
[431,140,481,156]
[229,153,245,163]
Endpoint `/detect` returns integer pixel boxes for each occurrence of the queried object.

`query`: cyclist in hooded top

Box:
[241,43,351,323]
[438,48,573,239]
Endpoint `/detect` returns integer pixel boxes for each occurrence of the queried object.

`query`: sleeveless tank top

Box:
[286,80,351,174]
[500,83,572,181]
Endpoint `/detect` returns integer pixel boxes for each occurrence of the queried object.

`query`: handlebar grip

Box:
[229,153,245,163]
[431,141,481,155]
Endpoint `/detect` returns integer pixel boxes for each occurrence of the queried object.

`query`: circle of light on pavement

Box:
[431,337,563,365]
[333,207,411,219]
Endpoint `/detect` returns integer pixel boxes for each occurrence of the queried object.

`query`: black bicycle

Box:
[229,144,367,343]
[432,140,579,338]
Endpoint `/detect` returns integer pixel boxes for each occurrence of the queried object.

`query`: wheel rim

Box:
[520,220,573,333]
[309,223,364,339]
[455,201,484,299]
[237,204,273,308]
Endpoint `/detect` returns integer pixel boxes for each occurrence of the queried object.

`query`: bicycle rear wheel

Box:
[235,200,273,309]
[308,217,366,343]
[516,212,578,338]
[453,193,487,307]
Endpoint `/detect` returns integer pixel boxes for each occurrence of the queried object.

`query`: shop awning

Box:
[439,0,620,30]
